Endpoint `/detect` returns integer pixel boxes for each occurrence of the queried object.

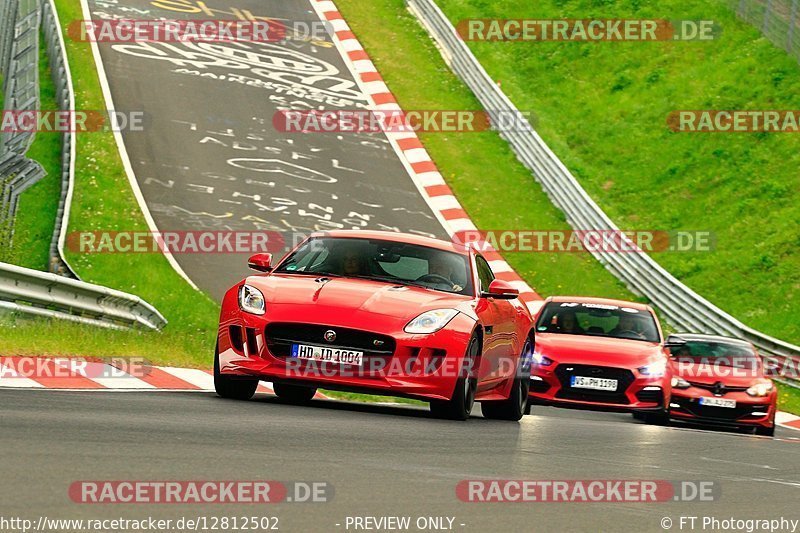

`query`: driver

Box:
[428,255,454,280]
[610,314,641,337]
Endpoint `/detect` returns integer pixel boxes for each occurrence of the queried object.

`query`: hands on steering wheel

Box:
[416,273,453,286]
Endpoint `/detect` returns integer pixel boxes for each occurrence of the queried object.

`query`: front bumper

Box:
[668,390,776,429]
[217,309,477,402]
[528,362,669,412]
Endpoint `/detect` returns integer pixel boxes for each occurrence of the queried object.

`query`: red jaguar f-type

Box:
[214,230,535,421]
[528,296,673,424]
[666,333,777,436]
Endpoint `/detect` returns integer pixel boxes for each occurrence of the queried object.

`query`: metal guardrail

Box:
[0,0,167,330]
[733,0,800,63]
[41,0,77,277]
[1,0,45,241]
[407,0,800,387]
[0,261,168,330]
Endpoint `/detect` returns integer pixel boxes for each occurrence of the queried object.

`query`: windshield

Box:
[536,301,661,343]
[669,340,759,369]
[274,237,474,296]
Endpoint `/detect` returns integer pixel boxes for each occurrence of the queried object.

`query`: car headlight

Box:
[671,377,691,389]
[533,352,554,366]
[238,284,265,315]
[638,359,667,377]
[404,309,459,334]
[746,381,774,397]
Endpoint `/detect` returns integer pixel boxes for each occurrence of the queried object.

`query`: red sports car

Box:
[666,333,777,436]
[528,296,672,424]
[214,230,534,421]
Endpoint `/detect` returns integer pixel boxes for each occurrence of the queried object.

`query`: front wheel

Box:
[637,409,670,426]
[481,339,532,421]
[273,383,317,403]
[755,424,775,437]
[214,348,258,400]
[429,336,479,421]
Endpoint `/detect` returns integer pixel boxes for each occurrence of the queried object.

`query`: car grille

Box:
[688,381,748,393]
[554,364,635,405]
[264,323,396,359]
[672,397,763,421]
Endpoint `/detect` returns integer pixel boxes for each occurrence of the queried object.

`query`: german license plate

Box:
[699,396,736,408]
[290,344,363,366]
[570,375,618,391]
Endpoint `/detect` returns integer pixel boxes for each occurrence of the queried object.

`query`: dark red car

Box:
[666,333,777,436]
[528,296,673,424]
[214,230,535,421]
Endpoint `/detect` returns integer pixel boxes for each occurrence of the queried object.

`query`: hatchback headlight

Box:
[238,284,265,315]
[746,381,774,397]
[638,359,667,377]
[404,309,459,334]
[671,377,691,389]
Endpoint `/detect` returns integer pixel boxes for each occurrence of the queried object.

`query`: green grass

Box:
[3,33,63,270]
[0,0,219,368]
[776,383,800,416]
[335,0,633,301]
[428,0,800,346]
[323,391,425,405]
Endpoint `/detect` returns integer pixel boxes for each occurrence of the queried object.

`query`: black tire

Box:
[481,339,532,421]
[755,424,775,437]
[429,336,479,421]
[214,348,258,400]
[641,409,670,426]
[273,383,317,403]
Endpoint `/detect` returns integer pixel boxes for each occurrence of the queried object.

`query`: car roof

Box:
[309,230,470,254]
[668,332,753,347]
[545,295,652,312]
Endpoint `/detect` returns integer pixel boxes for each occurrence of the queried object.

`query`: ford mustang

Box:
[214,230,534,421]
[528,296,672,424]
[666,333,777,436]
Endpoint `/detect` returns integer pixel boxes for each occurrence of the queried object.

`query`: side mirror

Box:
[481,279,519,300]
[248,253,273,272]
[663,335,687,349]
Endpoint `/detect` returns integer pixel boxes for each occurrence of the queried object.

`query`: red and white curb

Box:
[309,0,541,311]
[776,411,800,430]
[0,357,325,398]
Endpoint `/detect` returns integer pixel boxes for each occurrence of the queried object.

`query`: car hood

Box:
[247,273,474,325]
[536,333,663,367]
[670,360,764,386]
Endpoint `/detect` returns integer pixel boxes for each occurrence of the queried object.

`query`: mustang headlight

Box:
[746,381,774,397]
[404,309,459,334]
[638,359,667,377]
[671,377,691,389]
[238,284,265,315]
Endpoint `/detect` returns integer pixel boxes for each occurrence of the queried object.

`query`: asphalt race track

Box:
[87,0,448,300]
[3,389,799,532]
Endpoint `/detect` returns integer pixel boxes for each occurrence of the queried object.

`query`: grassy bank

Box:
[433,0,800,346]
[0,0,218,367]
[1,34,61,269]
